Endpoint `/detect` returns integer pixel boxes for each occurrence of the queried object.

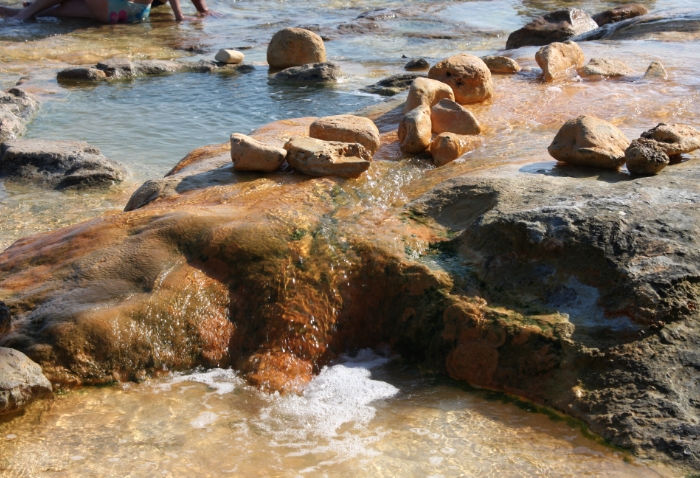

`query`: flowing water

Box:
[1,0,699,475]
[0,351,674,477]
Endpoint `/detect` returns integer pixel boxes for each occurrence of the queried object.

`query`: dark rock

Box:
[625,138,670,176]
[573,9,700,42]
[56,59,244,84]
[337,21,384,34]
[0,301,10,336]
[404,58,430,71]
[271,62,345,84]
[0,347,52,415]
[360,73,426,96]
[0,139,126,189]
[506,8,598,49]
[592,4,649,27]
[409,158,700,469]
[0,88,38,142]
[56,67,108,83]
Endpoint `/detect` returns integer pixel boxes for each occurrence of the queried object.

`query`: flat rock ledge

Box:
[57,58,253,83]
[0,347,52,415]
[0,139,126,189]
[271,62,345,84]
[0,88,38,143]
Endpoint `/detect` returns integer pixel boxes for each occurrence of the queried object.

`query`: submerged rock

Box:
[360,73,426,96]
[535,41,585,82]
[429,132,482,167]
[404,77,455,113]
[267,27,327,70]
[480,55,521,74]
[548,115,630,169]
[215,49,245,64]
[399,105,432,154]
[271,62,345,84]
[0,301,10,336]
[405,58,430,71]
[580,57,633,77]
[56,59,243,84]
[230,133,287,173]
[284,137,371,177]
[430,99,481,135]
[0,139,126,189]
[573,9,700,42]
[625,138,670,176]
[0,347,52,415]
[0,88,38,143]
[505,8,598,49]
[640,123,700,157]
[428,54,493,104]
[644,60,668,80]
[309,115,380,154]
[592,4,648,27]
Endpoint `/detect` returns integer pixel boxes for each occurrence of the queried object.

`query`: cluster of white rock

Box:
[231,114,380,178]
[549,116,700,176]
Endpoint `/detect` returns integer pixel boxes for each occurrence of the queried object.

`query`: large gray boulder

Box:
[0,347,52,415]
[0,88,38,142]
[0,139,127,189]
[506,8,598,49]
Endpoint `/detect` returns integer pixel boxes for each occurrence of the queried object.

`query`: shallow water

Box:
[1,0,700,474]
[0,352,671,477]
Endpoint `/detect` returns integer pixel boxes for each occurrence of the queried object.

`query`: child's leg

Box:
[0,5,22,15]
[38,0,95,18]
[13,0,65,21]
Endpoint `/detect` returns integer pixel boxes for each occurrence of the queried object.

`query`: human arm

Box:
[190,0,208,15]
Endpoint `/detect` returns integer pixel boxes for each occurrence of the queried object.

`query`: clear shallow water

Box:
[0,352,670,477]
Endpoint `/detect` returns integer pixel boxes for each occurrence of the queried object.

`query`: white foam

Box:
[189,412,219,429]
[159,368,243,395]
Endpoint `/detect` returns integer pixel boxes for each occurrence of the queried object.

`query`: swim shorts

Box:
[108,0,151,23]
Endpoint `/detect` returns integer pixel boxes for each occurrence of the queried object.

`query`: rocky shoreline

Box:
[0,1,699,474]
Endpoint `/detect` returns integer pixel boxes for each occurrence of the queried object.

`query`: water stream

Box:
[0,0,698,475]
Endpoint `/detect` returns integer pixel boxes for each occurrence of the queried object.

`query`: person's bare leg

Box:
[13,0,65,21]
[38,0,94,18]
[0,5,22,15]
[82,0,108,23]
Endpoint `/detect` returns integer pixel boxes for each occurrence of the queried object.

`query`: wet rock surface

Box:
[405,77,455,113]
[573,9,700,42]
[580,58,633,77]
[644,60,668,79]
[399,105,432,153]
[430,99,481,136]
[625,138,670,176]
[57,58,243,83]
[284,136,371,177]
[536,41,585,82]
[0,347,52,415]
[0,139,126,189]
[506,8,598,49]
[480,55,521,74]
[548,115,629,169]
[360,73,426,96]
[271,62,345,84]
[428,54,493,104]
[0,301,10,336]
[309,115,380,154]
[429,132,482,167]
[592,4,649,27]
[640,123,700,157]
[0,88,38,143]
[404,58,430,71]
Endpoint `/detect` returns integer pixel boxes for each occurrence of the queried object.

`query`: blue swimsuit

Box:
[107,0,151,23]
